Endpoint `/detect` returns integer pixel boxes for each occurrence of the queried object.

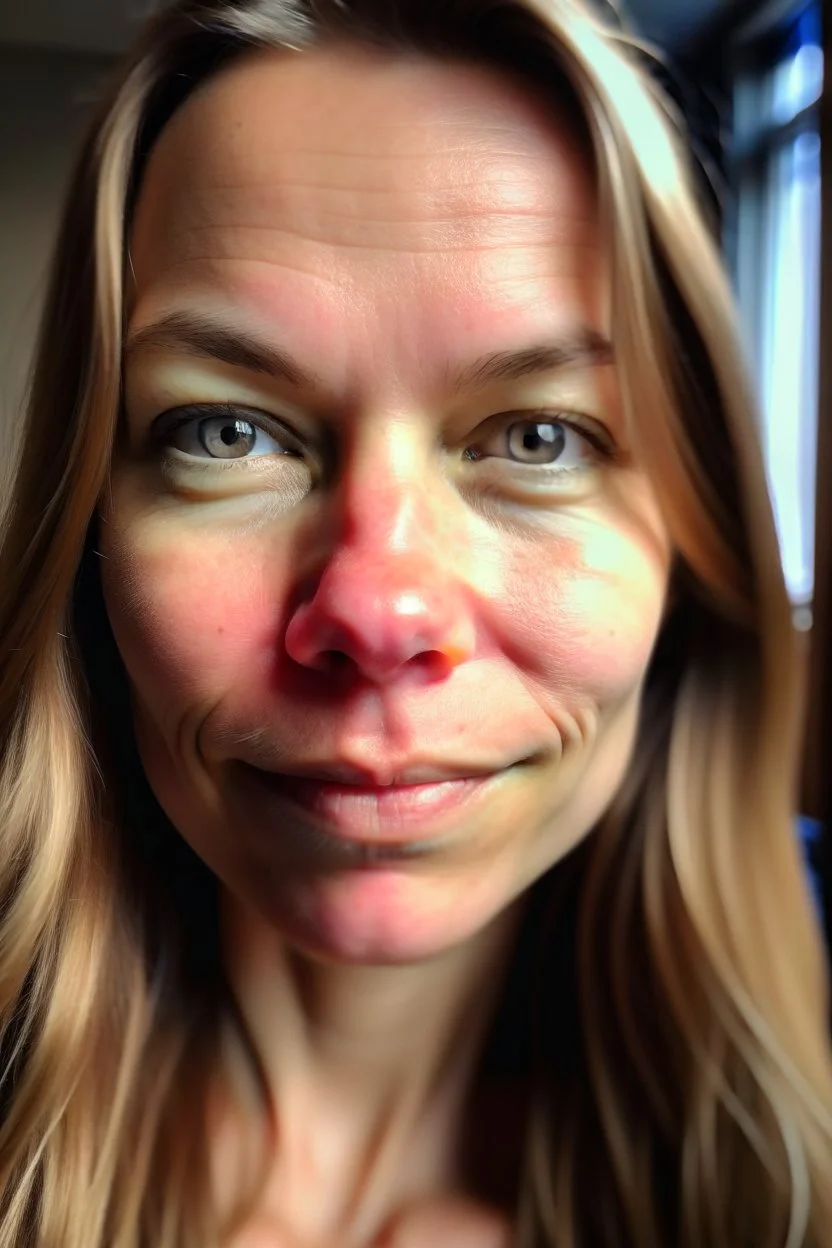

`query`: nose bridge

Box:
[328,429,457,627]
[340,424,441,562]
[283,425,475,681]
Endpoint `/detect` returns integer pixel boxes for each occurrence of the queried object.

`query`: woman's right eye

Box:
[157,404,305,462]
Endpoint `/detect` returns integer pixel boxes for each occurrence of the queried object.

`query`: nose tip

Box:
[283,563,475,685]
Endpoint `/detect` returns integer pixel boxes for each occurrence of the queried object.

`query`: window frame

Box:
[725,1,823,615]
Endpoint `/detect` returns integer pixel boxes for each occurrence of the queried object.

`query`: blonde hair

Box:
[0,1,830,1244]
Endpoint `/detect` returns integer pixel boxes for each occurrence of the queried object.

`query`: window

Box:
[731,2,823,616]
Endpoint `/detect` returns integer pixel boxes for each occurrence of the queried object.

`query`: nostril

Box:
[320,649,353,675]
[320,646,447,684]
[425,648,473,682]
[407,649,446,675]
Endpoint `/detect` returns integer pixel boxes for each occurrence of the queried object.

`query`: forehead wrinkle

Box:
[195,143,583,195]
[143,234,596,273]
[136,175,598,265]
[146,159,591,227]
[133,52,597,256]
[132,191,597,284]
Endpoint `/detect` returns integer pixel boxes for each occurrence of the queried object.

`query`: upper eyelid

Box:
[153,402,301,440]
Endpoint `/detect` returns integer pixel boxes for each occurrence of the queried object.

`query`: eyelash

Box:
[154,402,299,446]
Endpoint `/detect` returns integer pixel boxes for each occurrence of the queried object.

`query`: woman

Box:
[0,0,830,1244]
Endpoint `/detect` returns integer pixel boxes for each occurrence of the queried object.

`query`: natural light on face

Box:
[101,45,672,964]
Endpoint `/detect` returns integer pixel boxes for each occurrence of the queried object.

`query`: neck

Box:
[217,893,525,1242]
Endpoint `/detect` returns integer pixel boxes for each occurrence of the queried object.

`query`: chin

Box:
[252,865,516,965]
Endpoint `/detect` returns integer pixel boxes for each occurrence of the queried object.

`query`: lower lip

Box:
[240,768,498,844]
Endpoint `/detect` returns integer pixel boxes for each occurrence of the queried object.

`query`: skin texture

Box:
[102,46,671,1246]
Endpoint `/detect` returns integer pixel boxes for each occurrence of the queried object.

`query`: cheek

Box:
[498,523,668,705]
[99,519,281,718]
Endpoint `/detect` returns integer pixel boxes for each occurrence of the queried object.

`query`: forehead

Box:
[128,46,605,385]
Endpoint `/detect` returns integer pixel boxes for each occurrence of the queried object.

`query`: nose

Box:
[284,473,475,685]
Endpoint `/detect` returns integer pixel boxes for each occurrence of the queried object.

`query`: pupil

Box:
[221,424,241,446]
[508,421,564,464]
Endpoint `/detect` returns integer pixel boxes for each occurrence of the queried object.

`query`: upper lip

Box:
[242,760,509,787]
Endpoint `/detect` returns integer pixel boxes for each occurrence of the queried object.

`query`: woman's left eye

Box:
[466,415,606,470]
[158,405,303,461]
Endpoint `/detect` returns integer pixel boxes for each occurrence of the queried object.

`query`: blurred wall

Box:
[0,45,112,495]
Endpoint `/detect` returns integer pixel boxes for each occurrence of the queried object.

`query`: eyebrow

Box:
[124,310,318,388]
[451,330,614,390]
[124,310,613,393]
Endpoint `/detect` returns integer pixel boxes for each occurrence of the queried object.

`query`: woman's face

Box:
[103,46,671,963]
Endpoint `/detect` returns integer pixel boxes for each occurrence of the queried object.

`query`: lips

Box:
[245,759,501,787]
[236,761,506,844]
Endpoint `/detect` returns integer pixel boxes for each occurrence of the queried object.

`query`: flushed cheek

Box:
[99,519,284,724]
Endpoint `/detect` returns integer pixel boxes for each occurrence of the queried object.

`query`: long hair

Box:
[1,2,830,1244]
